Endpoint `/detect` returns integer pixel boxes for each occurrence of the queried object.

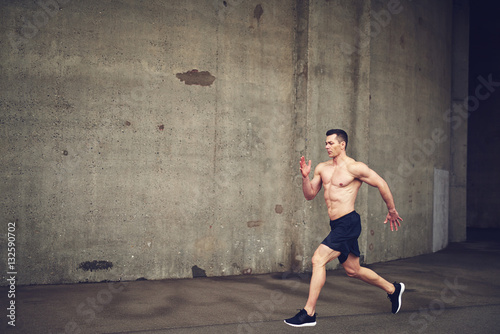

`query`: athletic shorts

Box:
[321,211,361,264]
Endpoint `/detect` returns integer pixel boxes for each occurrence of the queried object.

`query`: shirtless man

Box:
[284,129,405,327]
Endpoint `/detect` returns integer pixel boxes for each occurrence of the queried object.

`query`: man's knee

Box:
[311,245,340,267]
[344,266,359,278]
[311,251,334,268]
[343,260,361,278]
[311,253,325,267]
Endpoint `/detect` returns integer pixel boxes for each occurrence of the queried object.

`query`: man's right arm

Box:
[300,156,322,200]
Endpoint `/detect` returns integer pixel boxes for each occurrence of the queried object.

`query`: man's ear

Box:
[341,141,346,150]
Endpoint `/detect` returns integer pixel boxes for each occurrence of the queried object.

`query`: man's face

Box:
[325,134,343,158]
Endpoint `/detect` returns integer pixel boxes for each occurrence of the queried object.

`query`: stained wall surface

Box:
[0,0,467,285]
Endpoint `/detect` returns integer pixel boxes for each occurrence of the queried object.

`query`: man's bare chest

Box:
[321,167,356,188]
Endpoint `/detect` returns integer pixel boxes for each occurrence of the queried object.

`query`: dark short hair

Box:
[326,129,348,150]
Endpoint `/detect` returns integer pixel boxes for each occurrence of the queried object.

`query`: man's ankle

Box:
[304,307,315,316]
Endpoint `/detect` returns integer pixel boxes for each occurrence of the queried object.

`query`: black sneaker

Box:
[388,282,405,314]
[284,309,317,327]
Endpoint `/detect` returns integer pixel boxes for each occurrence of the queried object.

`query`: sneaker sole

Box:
[394,282,405,314]
[284,320,317,327]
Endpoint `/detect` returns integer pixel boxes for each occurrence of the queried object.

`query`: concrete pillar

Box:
[433,168,450,252]
[449,0,469,242]
[287,0,310,272]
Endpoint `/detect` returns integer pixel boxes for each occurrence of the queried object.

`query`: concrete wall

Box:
[0,0,467,285]
[367,0,455,260]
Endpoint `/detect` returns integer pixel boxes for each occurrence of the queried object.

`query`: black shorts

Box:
[321,211,361,264]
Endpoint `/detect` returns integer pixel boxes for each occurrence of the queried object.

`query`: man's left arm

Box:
[349,162,403,231]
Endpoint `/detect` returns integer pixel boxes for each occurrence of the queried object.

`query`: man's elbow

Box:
[373,178,388,191]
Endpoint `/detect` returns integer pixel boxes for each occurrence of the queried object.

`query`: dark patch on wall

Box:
[242,268,252,275]
[275,204,283,214]
[254,4,263,21]
[247,220,263,228]
[290,242,301,272]
[176,69,215,86]
[192,265,207,278]
[158,124,164,131]
[78,260,113,272]
[125,121,131,126]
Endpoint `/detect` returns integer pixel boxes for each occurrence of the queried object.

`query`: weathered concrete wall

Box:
[305,0,373,270]
[0,0,299,284]
[0,0,467,285]
[366,0,454,261]
[305,0,458,265]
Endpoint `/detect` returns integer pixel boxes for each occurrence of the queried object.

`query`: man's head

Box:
[325,129,348,157]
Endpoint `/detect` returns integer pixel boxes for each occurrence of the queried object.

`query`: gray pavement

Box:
[2,228,500,334]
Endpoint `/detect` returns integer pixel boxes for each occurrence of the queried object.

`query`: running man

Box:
[284,129,405,327]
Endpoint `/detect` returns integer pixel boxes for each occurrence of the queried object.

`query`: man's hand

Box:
[384,209,403,231]
[300,156,322,200]
[300,156,312,178]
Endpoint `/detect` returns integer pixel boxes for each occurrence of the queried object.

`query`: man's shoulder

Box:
[316,160,332,169]
[313,161,332,177]
[318,160,332,166]
[345,158,365,168]
[345,159,371,177]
